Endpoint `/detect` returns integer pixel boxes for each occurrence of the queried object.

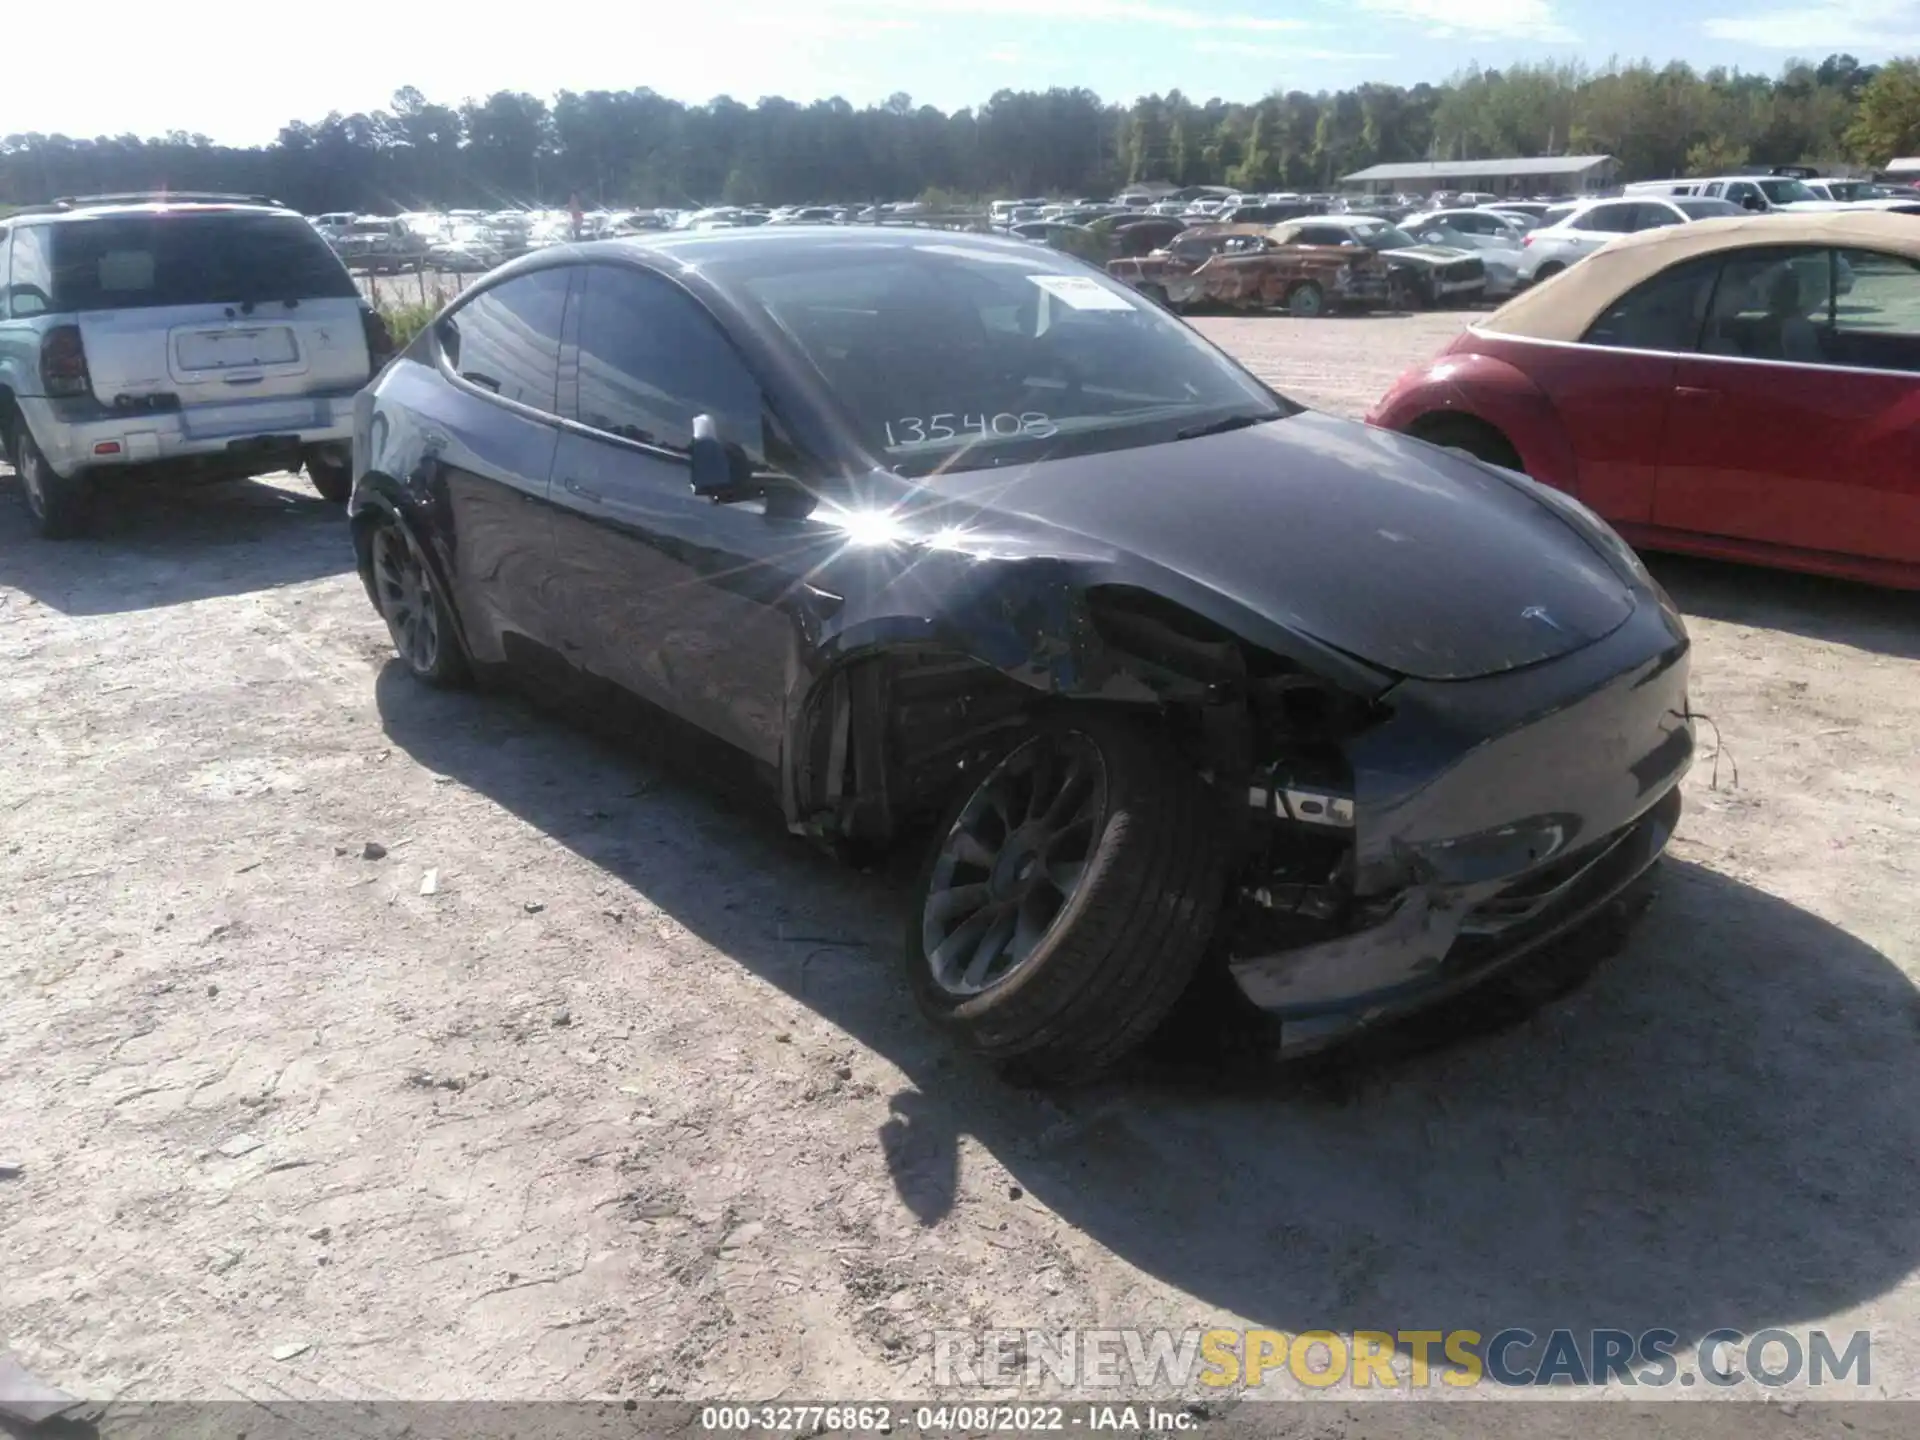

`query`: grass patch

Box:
[379,299,441,351]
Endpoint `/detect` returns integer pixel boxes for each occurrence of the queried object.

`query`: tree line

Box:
[6,54,1920,215]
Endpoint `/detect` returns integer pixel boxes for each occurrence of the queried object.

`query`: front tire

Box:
[1285,280,1326,318]
[370,517,469,688]
[11,422,90,539]
[906,709,1228,1083]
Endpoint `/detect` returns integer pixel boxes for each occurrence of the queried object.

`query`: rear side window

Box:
[47,213,359,312]
[1573,204,1637,234]
[1823,248,1920,372]
[1677,199,1743,219]
[436,267,572,413]
[9,225,53,317]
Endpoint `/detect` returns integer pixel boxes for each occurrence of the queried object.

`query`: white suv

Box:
[1516,195,1745,284]
[0,193,391,537]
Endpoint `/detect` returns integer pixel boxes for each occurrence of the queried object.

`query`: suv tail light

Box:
[39,325,90,398]
[1521,234,1535,247]
[360,305,395,377]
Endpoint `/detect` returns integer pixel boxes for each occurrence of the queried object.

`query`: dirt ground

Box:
[4,311,1919,1420]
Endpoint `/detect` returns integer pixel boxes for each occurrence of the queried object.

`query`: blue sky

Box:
[7,1,1920,145]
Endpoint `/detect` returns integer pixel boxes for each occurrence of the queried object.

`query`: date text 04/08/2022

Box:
[697,1403,1201,1432]
[885,412,1057,446]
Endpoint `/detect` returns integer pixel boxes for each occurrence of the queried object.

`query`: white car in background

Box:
[1841,195,1920,215]
[426,222,504,273]
[1403,208,1533,296]
[1803,178,1905,203]
[1624,174,1849,214]
[1480,201,1553,227]
[310,212,355,249]
[1517,195,1745,284]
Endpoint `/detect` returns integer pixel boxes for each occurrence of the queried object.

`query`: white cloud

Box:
[1354,0,1577,42]
[1703,1,1920,49]
[1192,40,1393,59]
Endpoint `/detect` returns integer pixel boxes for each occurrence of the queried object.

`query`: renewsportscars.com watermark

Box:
[933,1327,1874,1391]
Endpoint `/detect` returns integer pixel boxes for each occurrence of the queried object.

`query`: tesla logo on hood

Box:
[1521,605,1564,632]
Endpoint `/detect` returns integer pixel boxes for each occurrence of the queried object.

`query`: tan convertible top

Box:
[1482,210,1920,342]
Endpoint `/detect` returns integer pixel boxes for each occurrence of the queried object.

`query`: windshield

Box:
[1676,199,1744,219]
[724,242,1293,476]
[1758,179,1818,204]
[48,212,359,311]
[1353,223,1420,250]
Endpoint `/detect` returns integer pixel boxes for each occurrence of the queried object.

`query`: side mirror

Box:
[1742,194,1765,212]
[689,413,754,500]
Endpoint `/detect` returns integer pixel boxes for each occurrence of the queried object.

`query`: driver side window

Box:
[571,264,766,460]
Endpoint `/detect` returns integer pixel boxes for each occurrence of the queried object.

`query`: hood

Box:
[917,412,1636,683]
[1382,243,1474,266]
[1108,255,1180,278]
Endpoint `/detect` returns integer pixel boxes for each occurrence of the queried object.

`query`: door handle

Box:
[1674,385,1720,400]
[562,476,604,504]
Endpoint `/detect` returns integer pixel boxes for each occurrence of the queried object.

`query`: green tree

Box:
[1685,136,1750,174]
[1233,108,1280,190]
[1847,59,1920,164]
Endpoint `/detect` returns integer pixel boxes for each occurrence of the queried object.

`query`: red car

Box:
[1368,211,1920,589]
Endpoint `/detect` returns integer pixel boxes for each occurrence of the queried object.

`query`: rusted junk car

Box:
[1106,224,1392,316]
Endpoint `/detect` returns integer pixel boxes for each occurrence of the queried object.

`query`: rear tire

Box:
[11,422,90,539]
[905,709,1229,1084]
[1533,261,1566,282]
[304,445,352,504]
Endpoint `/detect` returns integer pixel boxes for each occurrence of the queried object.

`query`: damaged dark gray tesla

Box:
[348,226,1693,1080]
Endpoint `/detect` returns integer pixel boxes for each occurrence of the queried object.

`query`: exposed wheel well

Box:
[1407,411,1526,473]
[791,591,1377,851]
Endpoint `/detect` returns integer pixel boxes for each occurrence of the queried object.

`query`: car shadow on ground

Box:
[1651,552,1920,662]
[377,663,1920,1352]
[0,471,354,616]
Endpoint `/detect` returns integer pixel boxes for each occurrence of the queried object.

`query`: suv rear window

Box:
[48,212,359,312]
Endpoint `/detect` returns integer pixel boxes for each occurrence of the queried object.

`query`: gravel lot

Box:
[4,311,1919,1421]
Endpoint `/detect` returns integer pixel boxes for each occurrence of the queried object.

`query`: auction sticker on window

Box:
[1029,274,1135,310]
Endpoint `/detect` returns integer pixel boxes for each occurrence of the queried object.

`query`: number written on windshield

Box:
[885,412,1057,445]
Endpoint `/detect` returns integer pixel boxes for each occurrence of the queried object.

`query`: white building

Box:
[1341,155,1618,198]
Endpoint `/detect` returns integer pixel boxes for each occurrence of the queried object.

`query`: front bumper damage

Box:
[1224,596,1693,1053]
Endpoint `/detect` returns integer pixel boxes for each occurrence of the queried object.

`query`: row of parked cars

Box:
[304,201,971,272]
[7,189,1916,1082]
[1089,174,1920,317]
